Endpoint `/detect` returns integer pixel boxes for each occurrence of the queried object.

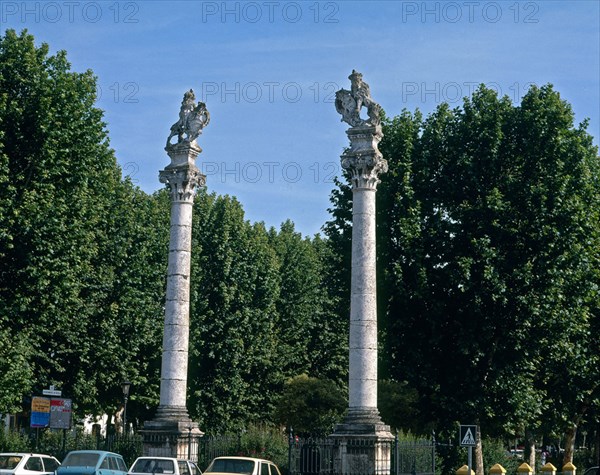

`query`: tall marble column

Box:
[142,90,210,460]
[331,71,393,474]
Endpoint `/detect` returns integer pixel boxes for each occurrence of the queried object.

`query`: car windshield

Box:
[131,459,176,474]
[62,453,100,467]
[206,459,255,474]
[0,456,23,470]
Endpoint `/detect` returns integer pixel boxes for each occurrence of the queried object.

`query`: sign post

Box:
[460,424,477,475]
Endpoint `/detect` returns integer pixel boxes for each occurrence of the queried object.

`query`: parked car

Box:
[203,457,281,475]
[128,457,201,475]
[0,453,60,475]
[57,451,127,475]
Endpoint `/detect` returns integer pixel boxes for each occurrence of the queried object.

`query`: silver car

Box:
[0,453,60,475]
[128,457,201,475]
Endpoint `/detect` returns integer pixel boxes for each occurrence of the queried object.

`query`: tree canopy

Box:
[325,84,600,465]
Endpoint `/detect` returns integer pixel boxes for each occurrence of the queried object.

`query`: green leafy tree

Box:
[0,328,33,414]
[268,221,347,385]
[273,374,346,436]
[188,192,281,431]
[0,29,121,410]
[0,29,168,420]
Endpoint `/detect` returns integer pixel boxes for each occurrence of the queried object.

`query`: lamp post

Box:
[121,381,131,435]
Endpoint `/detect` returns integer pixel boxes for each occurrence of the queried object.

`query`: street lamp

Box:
[121,381,131,435]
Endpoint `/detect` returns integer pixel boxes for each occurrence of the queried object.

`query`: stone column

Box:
[345,125,386,423]
[142,90,210,460]
[154,147,204,422]
[331,71,393,475]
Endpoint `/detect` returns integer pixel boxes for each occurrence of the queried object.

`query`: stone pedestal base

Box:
[141,419,204,462]
[331,409,394,475]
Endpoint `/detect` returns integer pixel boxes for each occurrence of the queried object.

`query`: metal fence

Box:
[288,435,436,475]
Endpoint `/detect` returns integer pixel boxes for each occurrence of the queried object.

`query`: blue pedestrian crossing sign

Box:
[460,425,477,446]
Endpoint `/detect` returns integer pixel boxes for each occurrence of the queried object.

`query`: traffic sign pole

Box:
[468,446,472,475]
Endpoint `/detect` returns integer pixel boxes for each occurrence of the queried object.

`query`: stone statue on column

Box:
[331,70,393,475]
[142,90,208,460]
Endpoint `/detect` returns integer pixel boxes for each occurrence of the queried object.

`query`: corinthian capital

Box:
[159,166,206,202]
[341,125,388,190]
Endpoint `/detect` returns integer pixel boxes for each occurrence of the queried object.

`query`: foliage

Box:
[268,222,346,384]
[481,438,520,475]
[237,425,288,470]
[273,374,347,436]
[0,29,168,421]
[0,427,31,452]
[0,328,33,413]
[188,192,281,431]
[188,195,347,432]
[378,380,421,434]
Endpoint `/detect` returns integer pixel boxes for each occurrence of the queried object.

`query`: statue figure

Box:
[166,89,210,148]
[335,70,382,127]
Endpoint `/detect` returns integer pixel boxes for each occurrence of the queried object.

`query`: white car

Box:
[203,457,281,475]
[0,453,60,475]
[128,457,201,475]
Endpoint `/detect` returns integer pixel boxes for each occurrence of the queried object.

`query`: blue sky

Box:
[2,1,599,236]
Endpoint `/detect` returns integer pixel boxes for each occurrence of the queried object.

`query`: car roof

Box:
[212,457,271,463]
[133,457,186,461]
[66,451,119,455]
[0,454,56,457]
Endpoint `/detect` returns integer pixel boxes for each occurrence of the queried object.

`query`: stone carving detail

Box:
[335,70,382,128]
[342,148,389,191]
[336,71,387,190]
[166,89,210,148]
[159,167,206,203]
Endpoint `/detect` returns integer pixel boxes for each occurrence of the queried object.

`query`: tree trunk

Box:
[475,425,484,475]
[526,437,536,469]
[563,423,578,465]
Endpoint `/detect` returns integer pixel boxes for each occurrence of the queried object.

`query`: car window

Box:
[179,462,189,475]
[268,464,281,475]
[189,462,201,475]
[132,459,175,474]
[115,458,127,472]
[100,457,110,469]
[25,457,43,472]
[206,459,255,474]
[178,462,189,475]
[0,456,23,470]
[63,453,100,467]
[42,457,60,472]
[260,463,269,475]
[109,457,120,470]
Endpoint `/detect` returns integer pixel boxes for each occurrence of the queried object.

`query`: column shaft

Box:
[159,199,193,410]
[349,187,378,410]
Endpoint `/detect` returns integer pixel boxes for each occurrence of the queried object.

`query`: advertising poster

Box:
[49,398,73,429]
[30,397,51,428]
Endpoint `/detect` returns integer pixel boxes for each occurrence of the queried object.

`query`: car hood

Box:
[57,467,98,475]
